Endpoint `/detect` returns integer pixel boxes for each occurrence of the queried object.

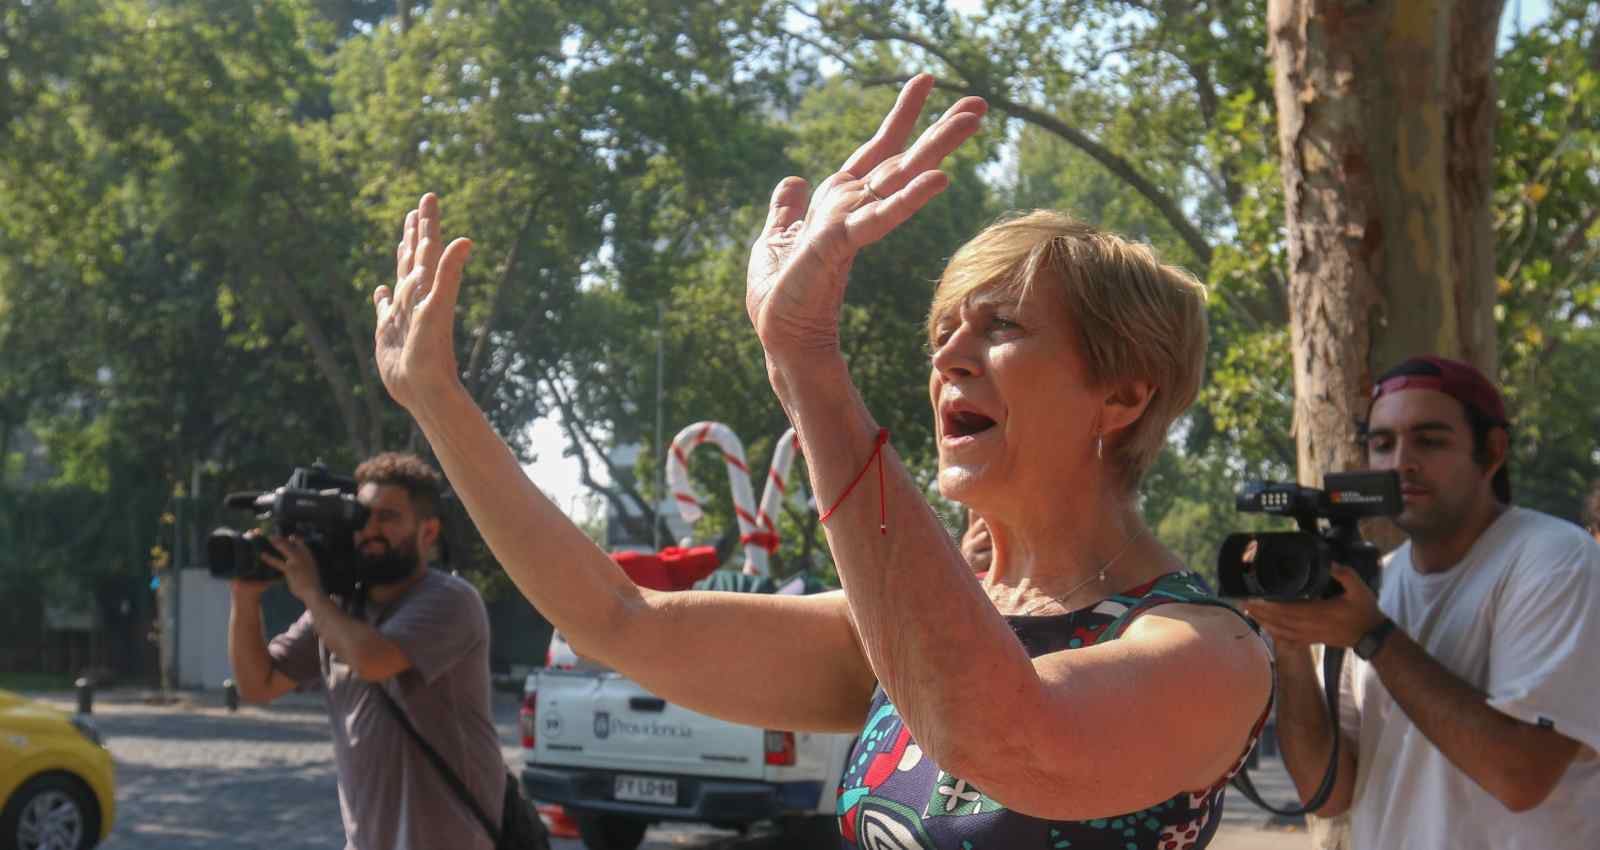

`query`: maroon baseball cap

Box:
[1371,355,1509,426]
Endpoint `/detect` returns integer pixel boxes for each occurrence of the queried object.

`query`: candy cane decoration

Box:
[666,422,807,577]
[754,428,804,552]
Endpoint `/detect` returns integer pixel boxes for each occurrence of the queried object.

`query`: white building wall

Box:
[176,568,235,689]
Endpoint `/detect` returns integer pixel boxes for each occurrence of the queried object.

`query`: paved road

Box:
[26,689,1307,850]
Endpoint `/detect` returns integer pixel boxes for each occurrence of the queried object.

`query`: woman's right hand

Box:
[745,75,985,368]
[373,193,474,413]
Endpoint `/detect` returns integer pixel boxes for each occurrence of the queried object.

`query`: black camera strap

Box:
[374,684,502,845]
[1229,646,1346,817]
[347,590,501,844]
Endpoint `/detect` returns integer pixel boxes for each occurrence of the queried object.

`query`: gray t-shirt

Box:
[269,569,504,850]
[1339,507,1600,850]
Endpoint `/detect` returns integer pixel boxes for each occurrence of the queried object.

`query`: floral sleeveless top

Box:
[834,572,1271,850]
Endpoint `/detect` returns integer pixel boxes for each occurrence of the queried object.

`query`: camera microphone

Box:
[224,491,267,511]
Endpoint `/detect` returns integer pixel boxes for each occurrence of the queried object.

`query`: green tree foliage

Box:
[1,1,368,629]
[642,78,1001,579]
[780,0,1296,563]
[2,0,1595,638]
[788,0,1595,557]
[0,0,982,606]
[1493,0,1600,520]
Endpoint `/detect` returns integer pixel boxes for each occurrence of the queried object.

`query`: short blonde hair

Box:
[927,211,1208,489]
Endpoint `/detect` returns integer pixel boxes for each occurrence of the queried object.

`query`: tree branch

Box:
[464,199,543,403]
[268,187,389,452]
[863,73,1214,270]
[278,272,370,458]
[537,360,659,543]
[1182,56,1246,214]
[826,6,1214,269]
[331,288,387,453]
[1558,206,1600,258]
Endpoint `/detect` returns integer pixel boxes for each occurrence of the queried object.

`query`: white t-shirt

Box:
[1340,507,1600,850]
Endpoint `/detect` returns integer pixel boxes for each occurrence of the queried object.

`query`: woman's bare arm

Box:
[746,76,1268,817]
[952,604,1273,819]
[372,195,874,732]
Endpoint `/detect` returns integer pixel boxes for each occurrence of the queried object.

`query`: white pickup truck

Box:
[519,630,854,850]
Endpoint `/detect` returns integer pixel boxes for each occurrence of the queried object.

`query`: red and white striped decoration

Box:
[755,428,802,553]
[665,422,806,577]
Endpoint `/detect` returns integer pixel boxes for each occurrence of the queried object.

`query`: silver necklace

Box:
[1014,527,1146,616]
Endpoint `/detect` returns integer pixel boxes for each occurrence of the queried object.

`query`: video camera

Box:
[206,464,368,594]
[1216,470,1401,600]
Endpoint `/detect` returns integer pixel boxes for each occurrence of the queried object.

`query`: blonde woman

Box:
[374,75,1271,849]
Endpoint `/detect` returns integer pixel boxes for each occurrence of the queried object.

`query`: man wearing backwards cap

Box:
[1246,355,1600,850]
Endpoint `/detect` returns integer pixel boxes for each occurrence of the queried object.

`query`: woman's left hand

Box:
[745,75,985,366]
[374,193,474,414]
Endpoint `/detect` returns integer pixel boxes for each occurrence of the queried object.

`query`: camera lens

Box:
[1217,532,1325,600]
[1247,539,1315,598]
[206,528,280,582]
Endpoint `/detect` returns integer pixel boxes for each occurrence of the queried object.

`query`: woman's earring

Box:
[1095,433,1103,461]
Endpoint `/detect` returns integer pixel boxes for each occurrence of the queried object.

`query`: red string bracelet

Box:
[818,427,891,535]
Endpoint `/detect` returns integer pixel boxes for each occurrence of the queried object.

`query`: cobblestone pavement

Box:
[25,689,1305,850]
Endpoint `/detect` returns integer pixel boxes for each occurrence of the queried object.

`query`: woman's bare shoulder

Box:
[1121,600,1272,676]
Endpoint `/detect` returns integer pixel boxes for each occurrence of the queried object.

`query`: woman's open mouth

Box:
[942,409,997,443]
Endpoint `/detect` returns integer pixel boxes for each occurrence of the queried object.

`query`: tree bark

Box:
[1268,1,1503,846]
[1270,0,1503,489]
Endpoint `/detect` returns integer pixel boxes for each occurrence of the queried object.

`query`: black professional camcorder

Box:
[207,464,368,594]
[1216,470,1401,600]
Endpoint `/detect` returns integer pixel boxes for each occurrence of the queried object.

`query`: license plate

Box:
[613,774,677,805]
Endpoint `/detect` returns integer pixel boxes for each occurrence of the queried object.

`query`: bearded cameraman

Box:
[226,452,510,850]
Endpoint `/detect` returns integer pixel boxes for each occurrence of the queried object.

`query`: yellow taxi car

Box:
[0,689,115,850]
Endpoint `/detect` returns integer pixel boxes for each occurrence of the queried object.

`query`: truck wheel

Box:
[575,813,648,850]
[778,814,842,850]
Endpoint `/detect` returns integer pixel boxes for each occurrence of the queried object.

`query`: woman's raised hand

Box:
[745,75,985,364]
[373,193,474,412]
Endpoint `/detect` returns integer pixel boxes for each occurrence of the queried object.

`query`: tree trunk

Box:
[1271,0,1503,487]
[1268,1,1503,845]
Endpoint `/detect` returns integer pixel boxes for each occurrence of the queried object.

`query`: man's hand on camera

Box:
[260,534,326,602]
[1243,564,1386,650]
